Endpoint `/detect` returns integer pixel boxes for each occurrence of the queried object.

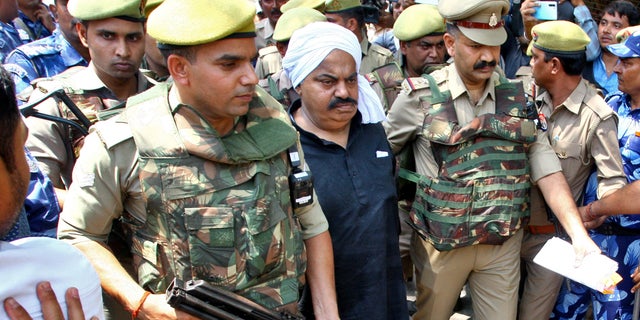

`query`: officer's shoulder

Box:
[12,37,59,59]
[258,45,279,58]
[400,68,447,95]
[31,65,85,92]
[581,81,615,120]
[92,113,133,150]
[369,43,393,57]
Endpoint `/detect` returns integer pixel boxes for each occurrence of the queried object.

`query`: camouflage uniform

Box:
[258,69,298,107]
[57,84,328,313]
[24,63,154,189]
[384,64,563,319]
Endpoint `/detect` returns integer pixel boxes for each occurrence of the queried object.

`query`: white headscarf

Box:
[282,22,386,124]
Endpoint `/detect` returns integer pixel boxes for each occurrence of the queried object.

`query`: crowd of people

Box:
[2,0,640,319]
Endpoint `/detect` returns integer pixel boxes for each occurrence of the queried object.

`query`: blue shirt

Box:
[290,102,408,320]
[592,57,619,96]
[585,92,640,229]
[5,30,87,94]
[24,148,60,236]
[14,10,52,41]
[0,22,28,62]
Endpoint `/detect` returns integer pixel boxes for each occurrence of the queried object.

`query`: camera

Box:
[533,1,557,20]
[289,169,314,209]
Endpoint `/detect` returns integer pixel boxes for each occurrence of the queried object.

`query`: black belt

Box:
[594,223,640,236]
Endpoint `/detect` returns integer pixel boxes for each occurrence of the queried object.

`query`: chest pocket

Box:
[552,139,583,161]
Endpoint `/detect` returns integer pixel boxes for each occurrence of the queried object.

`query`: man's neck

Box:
[546,75,581,109]
[602,50,618,75]
[100,73,139,101]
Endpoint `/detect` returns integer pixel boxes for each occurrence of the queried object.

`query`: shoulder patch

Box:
[401,77,431,95]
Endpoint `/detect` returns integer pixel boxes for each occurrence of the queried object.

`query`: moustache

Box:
[328,97,358,110]
[473,60,497,70]
[271,8,282,16]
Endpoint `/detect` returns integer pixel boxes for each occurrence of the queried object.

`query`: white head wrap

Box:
[282,22,386,124]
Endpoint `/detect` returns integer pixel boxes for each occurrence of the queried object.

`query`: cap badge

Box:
[532,32,538,42]
[489,13,498,28]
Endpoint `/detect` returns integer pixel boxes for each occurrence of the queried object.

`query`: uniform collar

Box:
[65,62,150,94]
[537,79,588,115]
[447,63,498,103]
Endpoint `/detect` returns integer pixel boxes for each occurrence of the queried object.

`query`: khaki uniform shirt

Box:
[384,63,563,183]
[255,45,282,80]
[255,18,275,51]
[57,85,328,246]
[24,62,153,189]
[529,79,626,226]
[258,69,299,106]
[360,38,394,75]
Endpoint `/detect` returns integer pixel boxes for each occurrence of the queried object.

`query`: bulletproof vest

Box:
[125,84,306,312]
[365,62,404,112]
[403,74,537,251]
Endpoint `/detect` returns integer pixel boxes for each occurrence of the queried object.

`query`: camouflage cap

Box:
[608,30,640,59]
[616,25,640,43]
[148,0,256,46]
[282,0,326,13]
[325,0,361,13]
[526,20,590,56]
[274,8,327,42]
[68,0,146,22]
[394,4,445,41]
[438,0,509,46]
[144,0,164,17]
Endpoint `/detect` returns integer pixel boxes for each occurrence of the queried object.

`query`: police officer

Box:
[258,7,326,106]
[324,0,394,75]
[255,0,288,50]
[57,0,339,319]
[23,0,152,196]
[383,0,601,319]
[5,0,90,96]
[518,20,626,320]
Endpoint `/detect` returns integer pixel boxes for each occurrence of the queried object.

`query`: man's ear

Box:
[276,42,287,57]
[167,54,190,86]
[345,17,359,34]
[444,33,455,58]
[76,23,88,48]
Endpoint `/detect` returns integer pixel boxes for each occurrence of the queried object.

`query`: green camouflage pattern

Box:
[407,75,536,251]
[365,62,404,112]
[125,84,306,313]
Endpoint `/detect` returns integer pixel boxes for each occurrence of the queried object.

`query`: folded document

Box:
[533,237,622,294]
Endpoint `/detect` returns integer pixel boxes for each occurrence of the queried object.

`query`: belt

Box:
[594,223,640,236]
[527,224,556,234]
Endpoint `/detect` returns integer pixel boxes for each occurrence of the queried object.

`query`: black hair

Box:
[543,51,586,76]
[158,45,197,64]
[0,66,20,171]
[603,0,640,26]
[332,6,365,29]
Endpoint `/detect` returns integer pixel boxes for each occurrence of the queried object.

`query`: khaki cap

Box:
[394,4,445,41]
[616,26,640,43]
[68,0,146,22]
[274,8,327,42]
[438,0,509,46]
[148,0,255,46]
[282,0,326,13]
[526,20,590,56]
[325,0,361,13]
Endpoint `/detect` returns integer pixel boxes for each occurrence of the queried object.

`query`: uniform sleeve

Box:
[528,128,563,183]
[57,127,143,245]
[294,190,329,240]
[383,89,425,154]
[24,95,71,189]
[592,116,627,198]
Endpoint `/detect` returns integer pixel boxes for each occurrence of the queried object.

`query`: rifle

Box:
[166,278,305,320]
[20,88,92,136]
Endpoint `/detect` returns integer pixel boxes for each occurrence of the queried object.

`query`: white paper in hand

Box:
[533,237,619,293]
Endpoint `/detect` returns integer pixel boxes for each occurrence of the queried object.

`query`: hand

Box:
[520,0,540,23]
[34,4,56,33]
[3,281,99,320]
[136,293,200,320]
[578,204,606,229]
[631,266,640,293]
[570,233,601,267]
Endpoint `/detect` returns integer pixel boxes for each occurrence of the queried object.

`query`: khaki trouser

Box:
[411,230,523,320]
[519,231,564,320]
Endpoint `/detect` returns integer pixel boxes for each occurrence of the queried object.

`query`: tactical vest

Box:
[125,84,306,312]
[402,74,537,251]
[365,62,404,112]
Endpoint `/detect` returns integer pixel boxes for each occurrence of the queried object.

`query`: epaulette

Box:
[369,43,393,58]
[258,45,279,58]
[93,115,133,150]
[401,77,431,95]
[583,86,616,121]
[14,42,60,58]
[31,65,85,95]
